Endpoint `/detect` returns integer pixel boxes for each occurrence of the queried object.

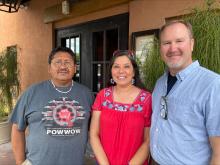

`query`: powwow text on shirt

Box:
[46,128,81,136]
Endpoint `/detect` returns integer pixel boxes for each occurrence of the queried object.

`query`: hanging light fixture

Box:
[0,0,23,13]
[62,0,70,15]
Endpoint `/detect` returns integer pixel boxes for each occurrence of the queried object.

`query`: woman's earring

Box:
[131,78,135,84]
[110,78,115,84]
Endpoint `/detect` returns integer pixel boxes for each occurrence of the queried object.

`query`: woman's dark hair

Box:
[48,47,76,64]
[107,50,146,89]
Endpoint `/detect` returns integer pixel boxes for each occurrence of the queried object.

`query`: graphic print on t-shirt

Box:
[42,97,85,137]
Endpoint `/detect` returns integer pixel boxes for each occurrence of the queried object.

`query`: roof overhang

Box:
[0,0,30,13]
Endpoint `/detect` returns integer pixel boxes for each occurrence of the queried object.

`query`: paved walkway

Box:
[0,142,15,165]
[0,142,96,165]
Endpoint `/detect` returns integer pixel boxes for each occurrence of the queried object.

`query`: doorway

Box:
[56,13,129,93]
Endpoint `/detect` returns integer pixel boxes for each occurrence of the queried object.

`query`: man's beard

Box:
[166,61,182,69]
[166,60,183,69]
[165,51,184,70]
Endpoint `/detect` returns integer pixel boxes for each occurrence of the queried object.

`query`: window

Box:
[92,29,118,92]
[62,36,81,82]
[132,29,159,80]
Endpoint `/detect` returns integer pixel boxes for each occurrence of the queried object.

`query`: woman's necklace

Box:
[50,80,73,94]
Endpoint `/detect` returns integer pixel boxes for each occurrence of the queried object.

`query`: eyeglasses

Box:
[52,60,74,68]
[160,96,168,120]
[113,50,135,58]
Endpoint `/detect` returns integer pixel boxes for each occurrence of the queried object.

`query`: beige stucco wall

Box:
[0,0,60,91]
[0,0,208,91]
[129,0,205,33]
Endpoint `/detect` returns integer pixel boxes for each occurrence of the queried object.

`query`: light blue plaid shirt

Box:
[150,61,220,165]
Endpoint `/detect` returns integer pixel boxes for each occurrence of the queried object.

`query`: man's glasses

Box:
[160,96,168,120]
[52,60,74,68]
[113,50,135,58]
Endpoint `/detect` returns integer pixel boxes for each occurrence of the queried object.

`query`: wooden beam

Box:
[44,0,130,23]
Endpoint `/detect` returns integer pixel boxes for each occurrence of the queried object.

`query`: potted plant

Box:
[0,46,19,144]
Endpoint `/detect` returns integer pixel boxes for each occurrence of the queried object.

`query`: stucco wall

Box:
[129,0,205,33]
[0,0,208,91]
[0,0,59,91]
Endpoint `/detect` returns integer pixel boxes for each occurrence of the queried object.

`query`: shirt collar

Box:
[164,60,200,81]
[176,60,200,81]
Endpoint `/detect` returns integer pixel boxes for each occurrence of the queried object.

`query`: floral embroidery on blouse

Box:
[102,88,147,112]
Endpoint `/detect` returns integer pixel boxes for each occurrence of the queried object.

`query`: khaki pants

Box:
[21,159,32,165]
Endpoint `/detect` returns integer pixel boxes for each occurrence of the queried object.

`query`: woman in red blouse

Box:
[90,50,152,165]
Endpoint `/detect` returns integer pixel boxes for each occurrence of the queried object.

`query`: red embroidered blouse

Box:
[92,87,152,165]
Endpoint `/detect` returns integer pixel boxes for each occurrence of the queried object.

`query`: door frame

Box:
[55,13,129,90]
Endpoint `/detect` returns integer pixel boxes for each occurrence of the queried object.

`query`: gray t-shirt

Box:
[10,80,93,165]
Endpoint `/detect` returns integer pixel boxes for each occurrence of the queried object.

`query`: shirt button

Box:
[156,128,159,132]
[154,145,157,148]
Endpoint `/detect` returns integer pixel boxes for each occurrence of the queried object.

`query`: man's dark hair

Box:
[48,47,76,64]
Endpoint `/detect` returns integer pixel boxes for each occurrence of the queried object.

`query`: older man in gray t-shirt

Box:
[10,47,94,165]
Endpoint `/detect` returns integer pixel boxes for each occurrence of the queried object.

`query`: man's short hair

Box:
[48,47,76,64]
[159,20,194,41]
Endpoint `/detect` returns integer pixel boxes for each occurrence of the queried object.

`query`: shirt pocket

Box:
[168,97,203,128]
